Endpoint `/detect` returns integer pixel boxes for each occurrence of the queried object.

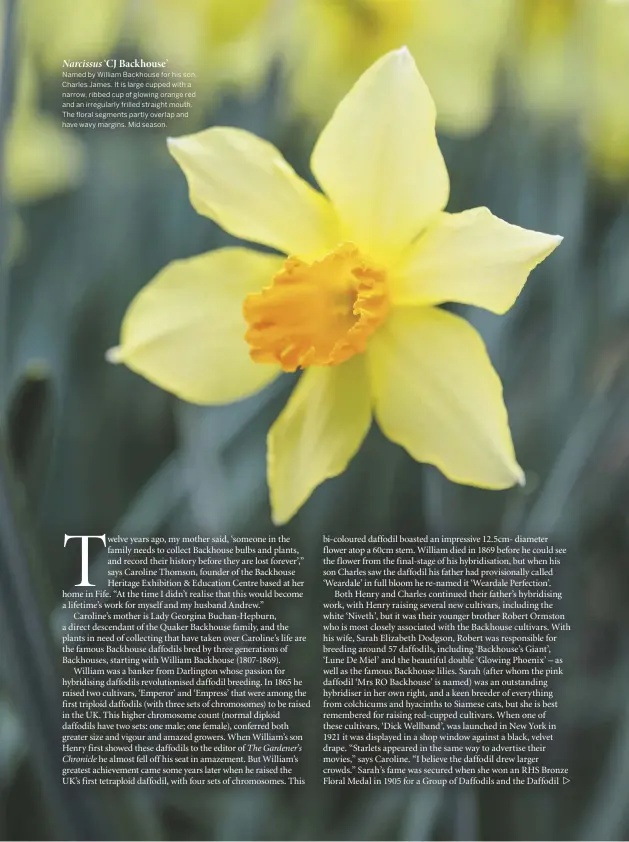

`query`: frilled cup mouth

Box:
[243,242,390,372]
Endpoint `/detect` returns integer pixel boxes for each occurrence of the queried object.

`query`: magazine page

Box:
[1,0,628,840]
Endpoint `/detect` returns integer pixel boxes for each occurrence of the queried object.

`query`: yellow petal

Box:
[310,47,449,259]
[168,128,337,258]
[268,357,372,525]
[369,307,523,488]
[392,208,562,313]
[112,248,282,404]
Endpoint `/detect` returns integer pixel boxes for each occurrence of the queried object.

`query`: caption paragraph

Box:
[60,59,196,130]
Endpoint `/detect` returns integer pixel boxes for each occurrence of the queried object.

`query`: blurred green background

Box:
[1,0,629,839]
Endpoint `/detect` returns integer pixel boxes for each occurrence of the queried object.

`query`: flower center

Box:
[243,243,389,372]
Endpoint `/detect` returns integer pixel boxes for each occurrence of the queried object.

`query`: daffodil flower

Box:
[134,0,275,105]
[582,0,629,181]
[510,0,629,182]
[511,0,582,119]
[7,116,83,204]
[281,0,513,135]
[109,49,561,525]
[7,60,85,204]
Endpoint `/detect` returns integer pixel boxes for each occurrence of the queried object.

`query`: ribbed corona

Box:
[243,242,389,371]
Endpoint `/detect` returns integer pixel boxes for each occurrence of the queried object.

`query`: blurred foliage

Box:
[1,0,629,840]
